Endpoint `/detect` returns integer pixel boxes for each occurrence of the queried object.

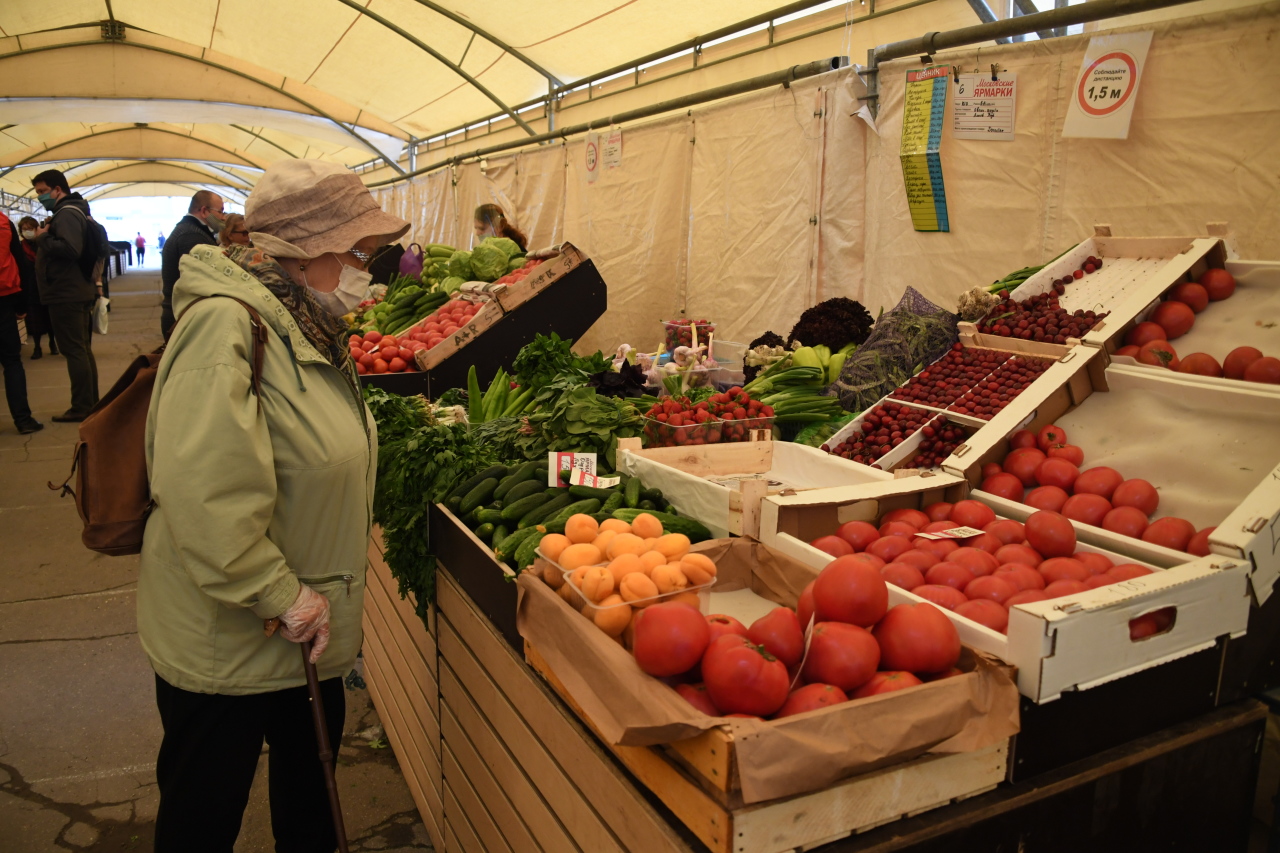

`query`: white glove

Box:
[275,583,331,664]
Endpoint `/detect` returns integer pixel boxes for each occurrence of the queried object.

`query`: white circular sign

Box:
[1076,51,1139,117]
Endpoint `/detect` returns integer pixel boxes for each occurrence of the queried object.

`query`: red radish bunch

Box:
[807,505,1163,637]
[891,344,1015,408]
[984,425,1216,554]
[708,387,774,439]
[664,318,716,350]
[904,417,971,469]
[825,403,934,466]
[978,259,1109,344]
[948,355,1052,420]
[350,330,423,374]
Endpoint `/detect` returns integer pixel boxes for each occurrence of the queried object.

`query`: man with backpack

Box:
[31,169,100,422]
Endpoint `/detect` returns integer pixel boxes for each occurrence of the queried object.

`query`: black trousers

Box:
[0,296,33,426]
[46,300,98,416]
[136,246,145,264]
[153,674,346,853]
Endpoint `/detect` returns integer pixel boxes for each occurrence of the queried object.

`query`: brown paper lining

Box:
[516,538,1020,803]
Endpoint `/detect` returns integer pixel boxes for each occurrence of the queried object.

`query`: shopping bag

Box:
[93,296,110,334]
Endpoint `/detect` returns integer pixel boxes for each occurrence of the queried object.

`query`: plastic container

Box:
[642,413,776,447]
[560,564,717,615]
[662,319,717,351]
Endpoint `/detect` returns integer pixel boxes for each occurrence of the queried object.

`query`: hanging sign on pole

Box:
[585,132,600,183]
[900,65,951,232]
[953,72,1017,141]
[602,129,623,169]
[1062,31,1153,139]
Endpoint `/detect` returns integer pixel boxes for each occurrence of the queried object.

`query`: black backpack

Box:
[59,205,109,281]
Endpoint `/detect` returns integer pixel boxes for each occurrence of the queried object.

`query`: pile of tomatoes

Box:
[633,564,964,719]
[808,502,1167,638]
[979,424,1215,554]
[349,331,420,374]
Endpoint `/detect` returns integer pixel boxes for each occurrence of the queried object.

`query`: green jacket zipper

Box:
[304,573,355,596]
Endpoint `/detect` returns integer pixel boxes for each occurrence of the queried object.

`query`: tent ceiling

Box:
[84,181,249,202]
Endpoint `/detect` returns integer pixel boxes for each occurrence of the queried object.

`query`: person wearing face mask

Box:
[160,190,225,340]
[140,159,406,853]
[218,212,252,248]
[473,202,528,252]
[16,216,57,360]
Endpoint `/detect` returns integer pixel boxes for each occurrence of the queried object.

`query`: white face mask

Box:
[303,256,372,317]
[20,229,35,240]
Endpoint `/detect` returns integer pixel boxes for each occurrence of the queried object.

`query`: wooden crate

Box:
[492,242,589,313]
[616,435,891,539]
[524,643,1008,853]
[412,298,505,372]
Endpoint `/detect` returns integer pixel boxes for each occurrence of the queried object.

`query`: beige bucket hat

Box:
[244,160,410,260]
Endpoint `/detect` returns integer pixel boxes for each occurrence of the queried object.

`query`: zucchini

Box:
[610,509,713,542]
[501,492,551,522]
[501,479,544,506]
[518,492,573,529]
[548,499,601,526]
[475,508,505,526]
[624,477,642,509]
[493,461,543,500]
[601,491,625,514]
[494,526,540,561]
[447,464,508,501]
[568,484,620,501]
[459,478,499,515]
[474,522,495,543]
[514,532,546,570]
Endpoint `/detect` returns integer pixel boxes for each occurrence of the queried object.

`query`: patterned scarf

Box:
[223,245,349,368]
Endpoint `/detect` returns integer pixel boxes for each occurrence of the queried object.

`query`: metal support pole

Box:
[964,0,1012,44]
[1011,0,1059,40]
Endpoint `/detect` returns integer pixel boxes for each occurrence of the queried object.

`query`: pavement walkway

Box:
[0,270,432,852]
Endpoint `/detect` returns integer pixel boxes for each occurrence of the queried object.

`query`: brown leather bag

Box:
[50,296,269,555]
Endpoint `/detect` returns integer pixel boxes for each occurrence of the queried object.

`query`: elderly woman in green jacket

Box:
[141,159,408,853]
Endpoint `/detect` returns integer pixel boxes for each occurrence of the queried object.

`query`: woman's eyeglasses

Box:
[347,247,373,270]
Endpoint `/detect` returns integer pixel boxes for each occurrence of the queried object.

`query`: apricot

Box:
[559,543,604,571]
[565,514,600,544]
[651,563,689,594]
[607,533,647,559]
[591,530,619,556]
[631,512,664,540]
[594,595,632,637]
[680,553,718,586]
[599,518,632,534]
[654,533,691,561]
[639,550,667,573]
[539,533,571,562]
[580,566,614,602]
[619,573,660,606]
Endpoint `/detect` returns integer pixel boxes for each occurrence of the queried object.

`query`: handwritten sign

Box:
[953,72,1017,141]
[900,66,950,232]
[1062,31,1153,139]
[602,129,623,169]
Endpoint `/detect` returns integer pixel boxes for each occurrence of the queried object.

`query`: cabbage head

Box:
[470,242,510,282]
[447,250,473,280]
[440,276,466,294]
[482,236,521,258]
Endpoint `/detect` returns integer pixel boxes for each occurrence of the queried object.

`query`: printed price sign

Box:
[602,129,623,169]
[1062,31,1153,139]
[913,526,985,540]
[953,72,1017,141]
[900,65,950,232]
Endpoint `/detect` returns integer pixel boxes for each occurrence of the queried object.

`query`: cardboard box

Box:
[412,298,505,371]
[491,242,588,313]
[758,476,1251,703]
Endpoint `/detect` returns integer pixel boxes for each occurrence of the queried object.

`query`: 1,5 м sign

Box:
[1063,31,1153,139]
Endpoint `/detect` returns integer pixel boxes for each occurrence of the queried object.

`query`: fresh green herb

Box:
[511,332,610,390]
[516,386,644,469]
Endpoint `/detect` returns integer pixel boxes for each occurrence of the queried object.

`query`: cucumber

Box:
[548,499,601,526]
[589,512,613,523]
[500,479,544,506]
[568,484,620,501]
[640,488,665,504]
[475,508,505,526]
[501,492,551,522]
[445,495,462,514]
[459,478,499,516]
[624,477,642,509]
[601,491,625,514]
[514,532,546,570]
[518,492,573,529]
[493,461,543,500]
[475,523,495,543]
[539,519,566,535]
[491,524,509,549]
[448,465,508,501]
[494,526,540,561]
[638,499,656,511]
[610,509,713,542]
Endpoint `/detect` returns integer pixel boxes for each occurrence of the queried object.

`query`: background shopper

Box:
[17,216,56,359]
[160,190,223,339]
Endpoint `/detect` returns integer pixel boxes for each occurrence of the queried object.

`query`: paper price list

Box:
[900,66,951,232]
[953,73,1017,140]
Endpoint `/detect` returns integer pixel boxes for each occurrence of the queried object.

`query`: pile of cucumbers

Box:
[442,461,711,572]
[367,277,450,336]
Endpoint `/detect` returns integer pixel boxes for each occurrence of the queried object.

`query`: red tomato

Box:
[361,339,377,352]
[348,334,362,346]
[388,357,407,373]
[912,584,967,611]
[1043,579,1090,598]
[1245,357,1280,384]
[372,359,389,373]
[1136,339,1179,370]
[836,521,880,551]
[355,362,368,375]
[983,519,1026,545]
[632,603,711,677]
[895,549,940,571]
[1129,607,1176,640]
[1178,353,1223,377]
[702,635,791,716]
[1007,589,1050,606]
[950,500,997,529]
[852,671,924,699]
[1224,346,1263,379]
[924,561,974,590]
[797,582,816,630]
[1199,268,1236,301]
[801,623,880,692]
[398,347,414,362]
[923,502,954,522]
[1142,517,1196,551]
[1108,564,1154,581]
[773,683,848,718]
[1111,479,1158,516]
[964,574,1016,605]
[866,535,912,563]
[1073,552,1114,575]
[982,462,1004,480]
[1169,282,1209,313]
[1037,425,1067,451]
[872,602,960,673]
[881,562,926,591]
[706,614,749,645]
[747,607,805,669]
[995,564,1046,591]
[912,537,960,559]
[981,473,1025,502]
[963,533,1005,555]
[847,552,887,570]
[364,330,383,344]
[955,599,1009,633]
[1039,557,1089,584]
[1084,575,1115,589]
[1061,493,1112,527]
[1009,429,1038,450]
[1046,444,1085,466]
[1074,467,1124,501]
[882,508,931,529]
[1151,301,1195,339]
[1102,505,1149,538]
[381,335,399,348]
[1187,527,1216,557]
[879,520,921,539]
[923,520,959,533]
[1126,321,1168,348]
[949,547,999,577]
[1035,458,1079,491]
[812,556,889,627]
[1025,486,1070,512]
[675,683,720,716]
[810,535,854,558]
[1025,510,1077,557]
[1115,345,1140,358]
[995,543,1043,566]
[1004,448,1048,487]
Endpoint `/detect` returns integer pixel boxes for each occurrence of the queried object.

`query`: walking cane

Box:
[301,639,351,853]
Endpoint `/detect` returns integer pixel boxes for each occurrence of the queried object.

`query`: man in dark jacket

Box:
[31,168,99,422]
[161,191,224,339]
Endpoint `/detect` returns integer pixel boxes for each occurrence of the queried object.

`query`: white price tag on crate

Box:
[913,526,985,540]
